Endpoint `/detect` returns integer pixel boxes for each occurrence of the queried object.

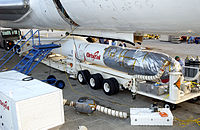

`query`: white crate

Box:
[0,70,64,130]
[130,108,173,126]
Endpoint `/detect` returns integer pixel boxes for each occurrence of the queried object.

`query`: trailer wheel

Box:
[55,80,65,89]
[103,79,116,96]
[110,78,119,94]
[47,75,56,84]
[89,73,103,90]
[77,70,90,84]
[132,94,136,100]
[164,103,176,110]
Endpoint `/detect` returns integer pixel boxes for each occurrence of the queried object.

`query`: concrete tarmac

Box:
[0,40,200,130]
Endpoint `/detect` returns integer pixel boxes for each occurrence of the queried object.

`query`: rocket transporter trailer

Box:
[41,37,200,109]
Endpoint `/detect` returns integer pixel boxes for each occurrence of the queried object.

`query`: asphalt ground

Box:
[0,40,200,130]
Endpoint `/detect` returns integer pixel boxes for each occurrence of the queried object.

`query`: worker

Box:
[123,42,127,47]
[119,42,127,47]
[112,40,117,46]
[99,38,104,44]
[86,37,94,43]
[104,39,109,44]
[195,37,200,44]
[188,36,195,44]
[175,56,184,66]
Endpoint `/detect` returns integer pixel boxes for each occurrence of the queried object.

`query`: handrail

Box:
[185,71,200,81]
[25,49,51,74]
[183,66,200,81]
[0,30,39,69]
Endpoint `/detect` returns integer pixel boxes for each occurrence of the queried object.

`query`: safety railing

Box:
[0,29,40,69]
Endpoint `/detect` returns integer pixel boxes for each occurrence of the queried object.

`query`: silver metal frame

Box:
[0,0,30,21]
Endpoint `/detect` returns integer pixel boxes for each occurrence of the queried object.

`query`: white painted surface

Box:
[130,108,173,126]
[169,72,182,101]
[82,43,107,66]
[159,35,170,41]
[52,37,108,66]
[1,0,200,39]
[0,70,64,130]
[137,90,200,104]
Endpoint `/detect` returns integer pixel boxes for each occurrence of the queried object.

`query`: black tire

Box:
[82,70,90,81]
[47,75,56,84]
[110,78,119,94]
[77,70,90,85]
[132,94,136,100]
[89,73,103,90]
[103,79,116,96]
[55,80,65,89]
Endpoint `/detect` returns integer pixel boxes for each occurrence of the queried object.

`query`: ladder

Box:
[13,44,60,74]
[0,29,60,75]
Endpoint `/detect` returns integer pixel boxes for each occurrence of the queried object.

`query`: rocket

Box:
[53,37,181,78]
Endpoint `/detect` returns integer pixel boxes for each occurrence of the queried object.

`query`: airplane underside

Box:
[0,0,200,42]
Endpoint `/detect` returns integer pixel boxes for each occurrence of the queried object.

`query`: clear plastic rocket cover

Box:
[103,46,175,77]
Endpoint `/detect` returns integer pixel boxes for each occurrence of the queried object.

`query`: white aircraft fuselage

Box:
[0,0,200,41]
